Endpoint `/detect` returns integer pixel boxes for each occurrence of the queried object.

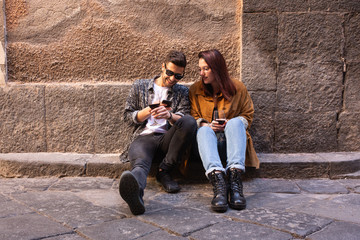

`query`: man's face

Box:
[160,62,185,88]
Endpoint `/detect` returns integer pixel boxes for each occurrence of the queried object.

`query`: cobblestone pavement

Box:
[0,176,359,240]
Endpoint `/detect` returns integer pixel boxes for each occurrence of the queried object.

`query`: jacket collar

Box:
[148,75,176,94]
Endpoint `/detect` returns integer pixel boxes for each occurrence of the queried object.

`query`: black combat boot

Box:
[227,168,246,210]
[207,170,228,212]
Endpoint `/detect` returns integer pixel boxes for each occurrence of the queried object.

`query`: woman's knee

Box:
[225,117,245,130]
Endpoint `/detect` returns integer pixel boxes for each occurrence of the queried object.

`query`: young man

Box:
[119,50,196,215]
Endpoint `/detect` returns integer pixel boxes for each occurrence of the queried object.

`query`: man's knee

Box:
[177,115,197,133]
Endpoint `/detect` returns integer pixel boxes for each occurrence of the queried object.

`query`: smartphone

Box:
[161,100,172,107]
[149,103,160,109]
[216,119,226,125]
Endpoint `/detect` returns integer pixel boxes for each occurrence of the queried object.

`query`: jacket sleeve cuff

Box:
[174,111,184,118]
[132,110,142,124]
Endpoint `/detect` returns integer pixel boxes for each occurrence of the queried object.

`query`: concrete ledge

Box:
[0,152,359,179]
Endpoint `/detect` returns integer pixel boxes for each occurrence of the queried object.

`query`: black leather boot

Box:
[156,169,181,193]
[227,168,246,210]
[207,170,228,212]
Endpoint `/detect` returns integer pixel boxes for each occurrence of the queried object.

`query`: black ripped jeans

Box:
[128,115,197,191]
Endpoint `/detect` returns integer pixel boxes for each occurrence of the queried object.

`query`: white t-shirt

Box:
[140,83,169,135]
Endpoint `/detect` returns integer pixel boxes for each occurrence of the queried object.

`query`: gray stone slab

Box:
[317,152,360,162]
[0,213,72,240]
[190,220,292,240]
[139,207,227,236]
[258,153,325,163]
[0,199,34,218]
[48,177,115,192]
[245,192,310,210]
[77,218,159,240]
[42,233,86,240]
[331,194,360,206]
[295,179,349,194]
[244,178,301,193]
[148,189,212,211]
[0,153,89,177]
[86,154,130,178]
[0,177,59,193]
[136,229,187,239]
[262,193,331,210]
[12,191,123,228]
[226,207,333,238]
[290,196,360,224]
[307,221,360,240]
[338,179,360,193]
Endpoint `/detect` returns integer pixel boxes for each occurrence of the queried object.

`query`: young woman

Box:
[189,49,259,212]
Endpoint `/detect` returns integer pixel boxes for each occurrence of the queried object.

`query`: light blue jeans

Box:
[197,118,246,177]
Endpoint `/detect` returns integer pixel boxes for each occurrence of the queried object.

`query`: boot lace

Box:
[230,169,244,195]
[210,172,227,195]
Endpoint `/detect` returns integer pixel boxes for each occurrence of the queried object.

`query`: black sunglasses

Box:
[164,63,184,80]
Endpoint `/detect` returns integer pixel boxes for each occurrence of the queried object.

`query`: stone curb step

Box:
[0,152,359,179]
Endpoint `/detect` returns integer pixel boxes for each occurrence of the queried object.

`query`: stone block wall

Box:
[0,0,359,154]
[243,0,360,152]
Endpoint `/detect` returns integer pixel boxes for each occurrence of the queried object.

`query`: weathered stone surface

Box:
[45,84,95,152]
[0,199,34,218]
[316,152,360,177]
[227,207,333,238]
[345,13,360,62]
[0,153,88,177]
[48,176,115,192]
[277,62,343,113]
[243,0,309,12]
[274,111,338,152]
[94,84,131,153]
[78,218,159,240]
[137,230,187,240]
[42,233,86,240]
[278,13,343,63]
[0,177,59,193]
[309,0,360,13]
[344,63,360,111]
[12,191,123,228]
[337,111,360,151]
[308,221,360,240]
[85,154,130,178]
[139,207,226,236]
[242,13,277,91]
[249,91,275,152]
[1,177,360,239]
[0,213,72,240]
[190,220,292,240]
[6,0,240,83]
[0,85,46,152]
[295,179,349,194]
[245,178,300,193]
[291,194,360,224]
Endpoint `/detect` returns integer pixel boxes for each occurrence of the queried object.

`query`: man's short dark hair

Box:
[165,50,187,68]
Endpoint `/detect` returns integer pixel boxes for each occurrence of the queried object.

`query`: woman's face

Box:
[198,58,215,85]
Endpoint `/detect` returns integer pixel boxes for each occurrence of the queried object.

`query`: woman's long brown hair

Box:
[198,49,236,101]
